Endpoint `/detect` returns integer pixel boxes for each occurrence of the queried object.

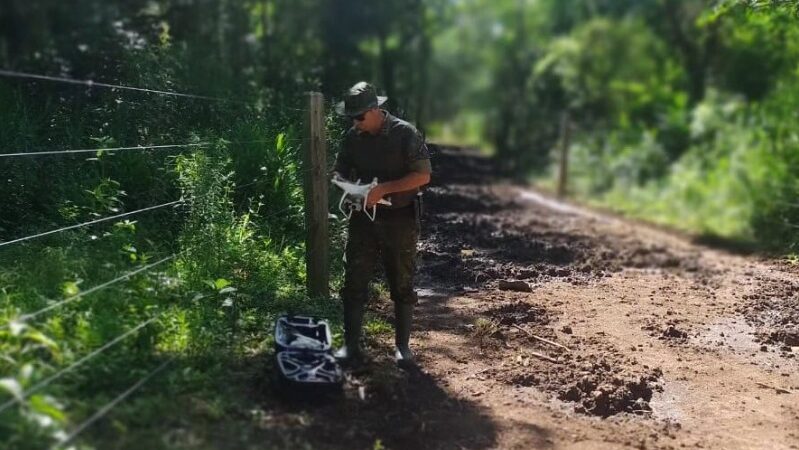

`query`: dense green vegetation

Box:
[0,1,404,447]
[430,0,799,249]
[1,0,797,447]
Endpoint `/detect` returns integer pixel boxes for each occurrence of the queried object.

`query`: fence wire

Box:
[0,201,183,249]
[0,139,287,158]
[0,69,251,105]
[1,255,175,329]
[0,316,160,414]
[54,358,175,449]
[0,68,319,114]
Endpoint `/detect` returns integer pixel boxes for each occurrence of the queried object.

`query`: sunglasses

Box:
[349,112,367,122]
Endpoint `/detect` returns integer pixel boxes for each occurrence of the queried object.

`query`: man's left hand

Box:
[365,184,388,208]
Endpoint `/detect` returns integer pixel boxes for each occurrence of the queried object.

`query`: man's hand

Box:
[365,171,430,208]
[365,184,388,208]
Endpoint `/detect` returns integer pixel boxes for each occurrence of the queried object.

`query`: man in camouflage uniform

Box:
[333,81,432,366]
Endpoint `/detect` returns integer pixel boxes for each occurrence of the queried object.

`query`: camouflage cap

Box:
[335,81,388,117]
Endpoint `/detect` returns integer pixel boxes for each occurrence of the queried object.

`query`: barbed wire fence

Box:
[0,66,329,447]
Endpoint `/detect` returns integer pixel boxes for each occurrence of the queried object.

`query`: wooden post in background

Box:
[557,111,571,199]
[303,92,329,298]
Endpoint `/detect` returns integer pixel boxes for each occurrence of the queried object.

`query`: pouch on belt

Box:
[413,193,423,232]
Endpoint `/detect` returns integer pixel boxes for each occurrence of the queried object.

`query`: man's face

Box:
[352,108,382,134]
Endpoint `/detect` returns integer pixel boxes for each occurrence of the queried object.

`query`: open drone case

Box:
[273,315,343,394]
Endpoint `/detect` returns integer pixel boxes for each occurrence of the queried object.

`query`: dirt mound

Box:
[641,318,690,342]
[557,368,661,417]
[468,295,663,418]
[740,277,799,348]
[490,339,663,417]
[620,245,683,269]
[767,328,799,347]
[661,324,689,340]
[486,301,550,326]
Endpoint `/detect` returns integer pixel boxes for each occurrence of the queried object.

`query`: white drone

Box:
[331,174,391,221]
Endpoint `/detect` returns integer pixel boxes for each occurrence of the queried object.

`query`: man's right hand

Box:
[365,184,389,208]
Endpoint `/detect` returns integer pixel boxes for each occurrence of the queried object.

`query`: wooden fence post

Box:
[557,111,571,199]
[303,92,329,298]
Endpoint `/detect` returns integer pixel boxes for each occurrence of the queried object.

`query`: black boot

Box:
[334,301,365,365]
[394,302,415,366]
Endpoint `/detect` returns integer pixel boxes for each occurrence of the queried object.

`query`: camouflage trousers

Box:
[341,205,419,307]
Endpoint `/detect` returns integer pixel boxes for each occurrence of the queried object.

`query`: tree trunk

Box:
[662,0,718,105]
[414,28,432,128]
[0,0,27,64]
[378,31,397,112]
[261,0,272,87]
[217,0,228,65]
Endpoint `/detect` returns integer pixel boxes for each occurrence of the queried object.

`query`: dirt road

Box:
[251,148,799,450]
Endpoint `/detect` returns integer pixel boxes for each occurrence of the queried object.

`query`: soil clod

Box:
[498,280,533,292]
